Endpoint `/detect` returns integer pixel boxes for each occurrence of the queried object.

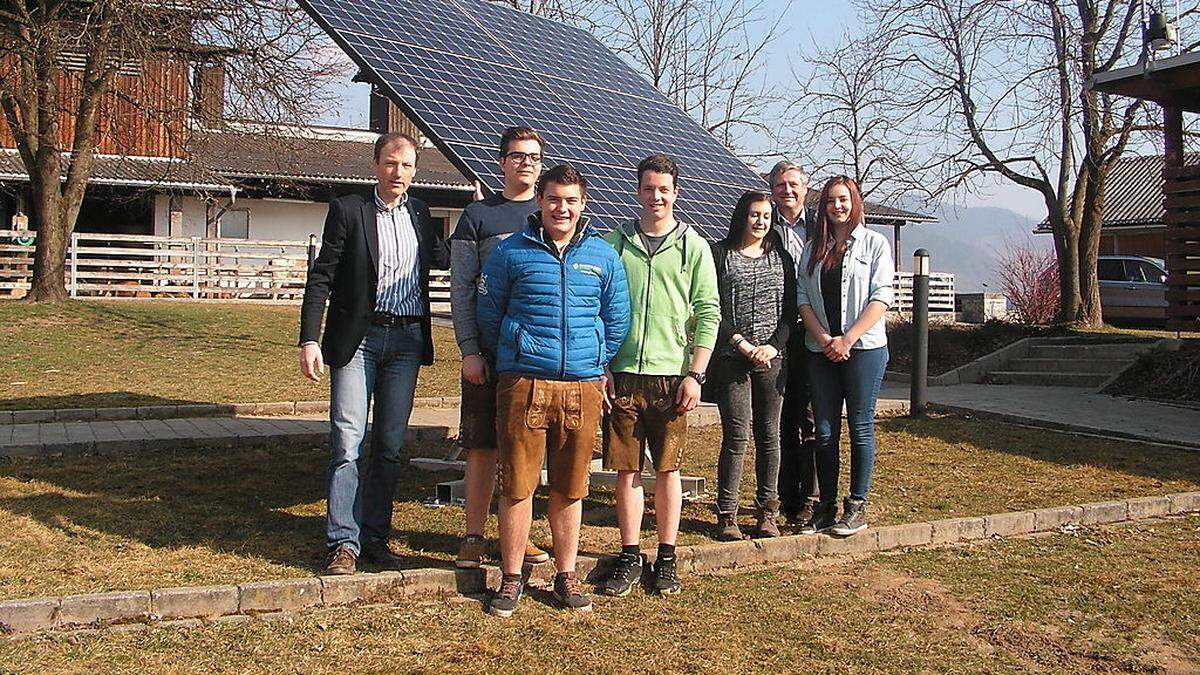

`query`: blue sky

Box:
[316,0,1049,220]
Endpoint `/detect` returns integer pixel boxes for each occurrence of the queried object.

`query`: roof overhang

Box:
[0,172,231,192]
[1087,51,1200,112]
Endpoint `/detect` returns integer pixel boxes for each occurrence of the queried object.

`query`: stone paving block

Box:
[63,422,96,443]
[400,569,458,596]
[95,407,139,421]
[1032,505,1083,532]
[229,403,258,415]
[1080,500,1128,525]
[1126,496,1171,520]
[1168,492,1200,514]
[212,404,238,416]
[0,597,60,633]
[175,404,218,418]
[60,591,150,626]
[151,585,239,620]
[320,572,405,606]
[294,401,329,415]
[238,579,321,613]
[37,422,68,444]
[54,408,96,422]
[983,511,1036,537]
[816,531,880,557]
[0,410,12,425]
[136,406,178,420]
[254,402,296,416]
[689,540,760,572]
[930,517,986,545]
[876,523,933,551]
[753,535,819,564]
[11,410,54,424]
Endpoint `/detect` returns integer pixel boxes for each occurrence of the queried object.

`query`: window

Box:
[1134,261,1165,284]
[219,209,250,239]
[1097,259,1125,282]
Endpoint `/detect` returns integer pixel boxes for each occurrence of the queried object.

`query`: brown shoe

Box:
[361,539,403,570]
[456,535,487,569]
[325,544,357,575]
[524,542,550,565]
[753,499,781,538]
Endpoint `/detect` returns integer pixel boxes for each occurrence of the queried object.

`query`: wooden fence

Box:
[1165,164,1200,332]
[0,230,951,317]
[0,230,450,309]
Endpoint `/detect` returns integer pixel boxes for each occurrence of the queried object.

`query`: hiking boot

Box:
[487,574,524,618]
[829,497,869,537]
[324,544,357,576]
[787,497,819,528]
[715,512,744,541]
[552,571,593,612]
[524,542,551,565]
[360,539,403,570]
[456,535,487,569]
[753,499,781,538]
[600,551,644,597]
[651,554,681,595]
[798,501,838,535]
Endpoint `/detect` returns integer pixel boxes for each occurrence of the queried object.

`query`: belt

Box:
[371,311,423,327]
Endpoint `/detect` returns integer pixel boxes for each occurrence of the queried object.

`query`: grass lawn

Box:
[0,300,461,410]
[3,515,1197,673]
[0,415,1197,600]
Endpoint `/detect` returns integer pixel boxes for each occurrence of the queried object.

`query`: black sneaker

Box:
[601,552,643,597]
[652,555,681,595]
[829,497,868,536]
[487,574,524,618]
[799,501,838,535]
[552,572,593,612]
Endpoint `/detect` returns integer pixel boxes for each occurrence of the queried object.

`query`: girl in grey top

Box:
[709,191,797,541]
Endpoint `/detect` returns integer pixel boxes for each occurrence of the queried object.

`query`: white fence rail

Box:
[894,272,956,315]
[1,230,949,316]
[0,230,450,308]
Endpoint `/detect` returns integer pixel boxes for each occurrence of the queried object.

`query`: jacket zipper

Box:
[559,254,568,379]
[633,227,677,370]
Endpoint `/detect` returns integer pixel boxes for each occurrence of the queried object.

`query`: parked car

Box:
[1096,255,1168,322]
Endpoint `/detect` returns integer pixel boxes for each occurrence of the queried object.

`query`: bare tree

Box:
[859,0,1197,326]
[788,34,934,204]
[0,0,338,302]
[599,0,785,155]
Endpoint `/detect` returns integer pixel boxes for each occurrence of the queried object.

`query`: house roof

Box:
[0,149,232,192]
[1035,152,1200,232]
[192,129,473,191]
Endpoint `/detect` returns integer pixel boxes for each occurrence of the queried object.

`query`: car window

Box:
[1135,261,1165,283]
[1097,259,1125,281]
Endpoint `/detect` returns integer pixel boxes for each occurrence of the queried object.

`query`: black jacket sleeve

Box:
[711,241,737,350]
[298,198,348,345]
[767,238,797,351]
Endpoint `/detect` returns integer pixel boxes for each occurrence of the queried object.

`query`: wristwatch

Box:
[685,370,707,385]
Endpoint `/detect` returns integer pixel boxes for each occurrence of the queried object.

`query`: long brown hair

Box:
[806,176,865,276]
[723,190,775,253]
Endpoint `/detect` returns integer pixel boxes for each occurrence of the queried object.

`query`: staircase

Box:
[983,340,1152,388]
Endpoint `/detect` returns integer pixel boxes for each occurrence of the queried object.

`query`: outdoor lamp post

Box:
[910,249,930,418]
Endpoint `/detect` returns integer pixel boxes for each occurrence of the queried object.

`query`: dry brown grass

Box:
[2,516,1197,673]
[0,300,461,410]
[0,415,1196,600]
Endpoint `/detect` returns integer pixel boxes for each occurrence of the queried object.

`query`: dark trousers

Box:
[713,357,786,515]
[778,330,817,516]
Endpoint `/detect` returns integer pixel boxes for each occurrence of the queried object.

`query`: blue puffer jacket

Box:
[477,215,631,381]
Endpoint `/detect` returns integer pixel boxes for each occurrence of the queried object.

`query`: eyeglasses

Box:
[502,151,543,165]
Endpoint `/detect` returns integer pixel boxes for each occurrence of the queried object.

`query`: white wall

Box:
[155,195,461,243]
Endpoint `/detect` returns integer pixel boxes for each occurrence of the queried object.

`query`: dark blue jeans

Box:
[326,322,423,553]
[807,346,888,504]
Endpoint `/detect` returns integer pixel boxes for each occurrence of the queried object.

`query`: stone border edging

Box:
[0,397,456,425]
[3,491,1196,636]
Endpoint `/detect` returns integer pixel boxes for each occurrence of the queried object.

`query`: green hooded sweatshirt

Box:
[603,219,720,376]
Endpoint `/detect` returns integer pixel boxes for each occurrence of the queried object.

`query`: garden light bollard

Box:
[911,248,930,417]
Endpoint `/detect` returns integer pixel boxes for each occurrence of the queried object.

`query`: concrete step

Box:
[1025,343,1149,360]
[986,371,1111,388]
[1006,358,1134,374]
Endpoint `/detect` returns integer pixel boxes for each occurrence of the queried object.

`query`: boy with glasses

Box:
[451,126,551,569]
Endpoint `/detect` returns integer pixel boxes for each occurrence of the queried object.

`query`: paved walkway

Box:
[0,393,912,460]
[927,384,1200,449]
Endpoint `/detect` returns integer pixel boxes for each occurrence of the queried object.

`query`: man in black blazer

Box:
[299,132,449,575]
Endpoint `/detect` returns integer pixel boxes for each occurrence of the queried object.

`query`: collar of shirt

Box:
[374,188,409,213]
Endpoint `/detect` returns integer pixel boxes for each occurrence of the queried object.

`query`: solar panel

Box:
[299,0,767,238]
